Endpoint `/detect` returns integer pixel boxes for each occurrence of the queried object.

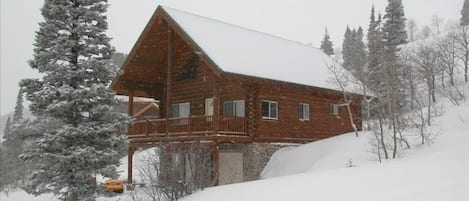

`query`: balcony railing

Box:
[127,115,247,139]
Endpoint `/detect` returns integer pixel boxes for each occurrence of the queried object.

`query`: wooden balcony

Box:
[127,115,250,144]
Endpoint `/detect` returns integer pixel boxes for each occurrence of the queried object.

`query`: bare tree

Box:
[457,24,469,82]
[436,30,466,105]
[131,143,214,201]
[411,96,435,145]
[409,40,441,126]
[437,32,458,87]
[327,58,360,137]
[419,25,433,39]
[431,15,445,35]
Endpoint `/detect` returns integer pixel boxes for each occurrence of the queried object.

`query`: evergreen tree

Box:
[351,26,367,81]
[382,0,408,56]
[3,116,12,140]
[13,89,24,122]
[110,52,127,73]
[342,26,353,70]
[381,0,408,159]
[367,7,384,92]
[461,0,469,26]
[320,28,334,56]
[20,0,128,200]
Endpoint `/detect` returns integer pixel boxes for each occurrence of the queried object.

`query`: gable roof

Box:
[161,6,338,91]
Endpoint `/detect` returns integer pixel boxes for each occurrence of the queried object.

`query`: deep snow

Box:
[182,101,469,201]
[1,101,468,201]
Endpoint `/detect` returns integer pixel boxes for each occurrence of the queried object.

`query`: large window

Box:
[262,100,278,119]
[223,100,245,117]
[172,102,190,118]
[299,103,310,121]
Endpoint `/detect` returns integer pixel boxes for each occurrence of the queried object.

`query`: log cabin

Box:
[111,6,363,187]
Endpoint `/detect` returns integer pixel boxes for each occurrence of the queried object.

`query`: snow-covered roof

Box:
[163,6,337,91]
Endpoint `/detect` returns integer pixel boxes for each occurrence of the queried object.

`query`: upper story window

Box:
[299,103,310,121]
[262,100,278,120]
[172,102,190,118]
[330,104,339,116]
[223,100,245,117]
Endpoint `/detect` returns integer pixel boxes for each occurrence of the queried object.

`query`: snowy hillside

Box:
[182,101,469,201]
[1,101,468,200]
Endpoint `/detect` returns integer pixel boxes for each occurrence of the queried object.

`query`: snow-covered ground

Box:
[182,101,469,201]
[1,100,468,201]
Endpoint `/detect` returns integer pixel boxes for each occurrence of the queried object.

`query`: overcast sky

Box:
[0,0,464,115]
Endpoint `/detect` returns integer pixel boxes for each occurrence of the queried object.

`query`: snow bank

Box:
[261,132,374,178]
[181,102,469,201]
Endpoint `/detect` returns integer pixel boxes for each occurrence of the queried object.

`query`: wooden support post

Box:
[128,91,134,117]
[127,147,135,185]
[127,91,134,135]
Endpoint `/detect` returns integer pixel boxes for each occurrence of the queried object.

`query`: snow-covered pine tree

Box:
[320,28,334,56]
[351,26,367,81]
[382,0,408,58]
[2,103,27,188]
[381,0,408,159]
[368,10,389,160]
[342,26,354,70]
[367,6,383,93]
[461,0,469,26]
[13,90,24,122]
[3,116,12,141]
[19,0,128,200]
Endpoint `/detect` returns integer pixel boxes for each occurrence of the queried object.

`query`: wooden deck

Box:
[127,115,250,144]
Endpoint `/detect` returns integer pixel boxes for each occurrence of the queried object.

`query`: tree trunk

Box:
[379,108,389,159]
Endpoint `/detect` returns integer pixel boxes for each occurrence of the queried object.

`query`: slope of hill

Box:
[181,101,469,201]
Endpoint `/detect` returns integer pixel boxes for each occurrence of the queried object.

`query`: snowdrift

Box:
[181,102,469,201]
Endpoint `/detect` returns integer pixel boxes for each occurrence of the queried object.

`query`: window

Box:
[262,100,278,119]
[223,100,245,117]
[330,104,339,116]
[299,103,310,121]
[172,102,190,118]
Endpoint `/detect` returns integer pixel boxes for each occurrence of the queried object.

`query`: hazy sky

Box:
[0,0,464,115]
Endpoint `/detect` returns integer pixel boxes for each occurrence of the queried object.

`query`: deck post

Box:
[128,91,134,135]
[128,91,134,117]
[127,147,136,185]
